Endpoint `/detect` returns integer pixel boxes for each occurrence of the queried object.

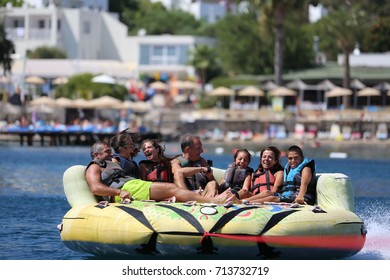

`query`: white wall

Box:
[338,53,390,67]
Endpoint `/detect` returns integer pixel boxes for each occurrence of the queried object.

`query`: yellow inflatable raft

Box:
[59,165,366,259]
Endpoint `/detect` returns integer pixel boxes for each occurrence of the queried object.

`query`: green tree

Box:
[0,0,23,7]
[314,3,367,107]
[213,12,273,75]
[363,17,390,52]
[247,0,317,85]
[55,73,127,100]
[118,0,201,35]
[0,21,15,75]
[27,46,67,59]
[187,44,222,91]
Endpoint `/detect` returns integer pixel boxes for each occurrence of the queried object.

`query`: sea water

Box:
[0,144,389,260]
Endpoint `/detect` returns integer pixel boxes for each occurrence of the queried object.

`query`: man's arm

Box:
[295,166,312,204]
[85,164,122,197]
[171,157,209,177]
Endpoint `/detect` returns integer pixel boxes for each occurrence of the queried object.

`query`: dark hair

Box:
[233,148,252,163]
[180,134,200,152]
[258,146,282,170]
[141,138,178,165]
[287,145,304,157]
[110,129,141,157]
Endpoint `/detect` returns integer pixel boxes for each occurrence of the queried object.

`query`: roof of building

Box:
[10,59,136,80]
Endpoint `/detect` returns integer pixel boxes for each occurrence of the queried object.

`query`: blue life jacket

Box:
[282,157,316,195]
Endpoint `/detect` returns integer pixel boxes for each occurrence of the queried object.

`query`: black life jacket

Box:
[86,159,134,202]
[113,153,139,178]
[87,159,133,189]
[177,156,208,191]
[220,163,253,194]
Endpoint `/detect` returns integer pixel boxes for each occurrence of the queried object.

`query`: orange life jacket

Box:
[251,169,276,195]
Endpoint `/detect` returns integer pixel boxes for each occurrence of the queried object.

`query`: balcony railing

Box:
[6,27,52,41]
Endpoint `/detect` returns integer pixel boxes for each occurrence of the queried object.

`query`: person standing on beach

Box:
[85,141,235,204]
[171,134,219,197]
[110,131,140,178]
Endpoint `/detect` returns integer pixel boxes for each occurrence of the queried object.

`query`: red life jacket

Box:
[251,169,276,195]
[139,160,172,182]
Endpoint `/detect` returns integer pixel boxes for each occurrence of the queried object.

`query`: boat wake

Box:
[351,197,390,260]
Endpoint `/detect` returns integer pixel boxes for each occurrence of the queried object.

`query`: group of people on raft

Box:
[85,129,316,205]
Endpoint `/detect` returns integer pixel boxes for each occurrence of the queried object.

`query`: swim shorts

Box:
[114,179,153,202]
[276,191,315,205]
[275,190,297,203]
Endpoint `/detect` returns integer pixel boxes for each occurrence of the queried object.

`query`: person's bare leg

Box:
[150,182,234,204]
[201,181,219,197]
[246,195,279,204]
[246,190,274,202]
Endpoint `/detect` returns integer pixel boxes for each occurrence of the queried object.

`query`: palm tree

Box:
[248,0,317,85]
[315,4,367,108]
[187,44,219,91]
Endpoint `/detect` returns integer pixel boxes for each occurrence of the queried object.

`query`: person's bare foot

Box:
[212,189,235,204]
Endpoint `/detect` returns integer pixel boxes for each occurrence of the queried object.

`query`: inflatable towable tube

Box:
[59,165,366,259]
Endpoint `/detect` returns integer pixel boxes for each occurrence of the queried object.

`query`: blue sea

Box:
[0,143,389,261]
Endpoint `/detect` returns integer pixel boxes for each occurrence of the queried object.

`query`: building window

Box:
[38,20,45,29]
[140,45,150,65]
[140,44,190,65]
[83,21,91,34]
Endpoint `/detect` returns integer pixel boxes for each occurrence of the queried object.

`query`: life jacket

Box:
[87,159,133,189]
[139,160,173,182]
[282,158,316,193]
[113,153,139,179]
[250,164,284,195]
[220,163,253,193]
[86,159,134,202]
[177,156,208,191]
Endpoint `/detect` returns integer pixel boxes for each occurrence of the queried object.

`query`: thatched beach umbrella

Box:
[29,96,57,107]
[55,97,74,107]
[209,86,234,96]
[357,87,381,106]
[325,87,352,108]
[25,75,45,85]
[269,86,296,97]
[149,81,168,91]
[52,76,69,85]
[89,96,122,109]
[238,86,264,108]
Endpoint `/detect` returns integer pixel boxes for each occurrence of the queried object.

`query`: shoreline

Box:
[199,137,390,159]
[1,130,389,159]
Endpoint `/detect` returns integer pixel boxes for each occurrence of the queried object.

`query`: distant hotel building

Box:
[0,0,216,85]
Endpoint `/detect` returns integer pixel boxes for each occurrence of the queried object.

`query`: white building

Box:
[20,0,108,11]
[152,0,231,24]
[1,3,215,84]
